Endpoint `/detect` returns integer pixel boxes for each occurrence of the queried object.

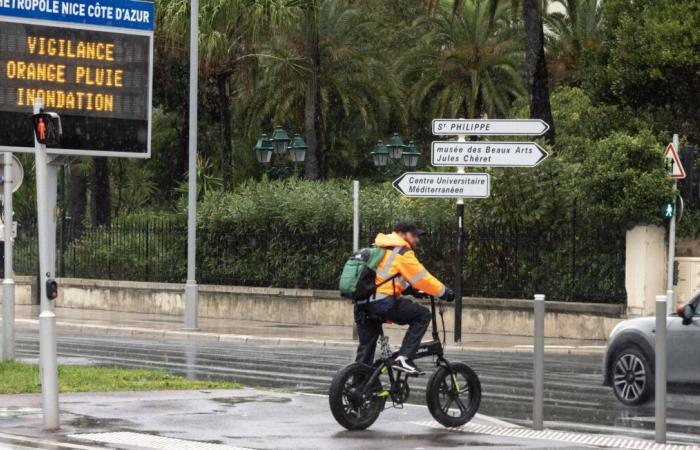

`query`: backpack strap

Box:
[374,246,408,291]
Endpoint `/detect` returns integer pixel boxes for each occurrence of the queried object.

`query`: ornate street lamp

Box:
[271,125,291,155]
[386,132,405,159]
[254,133,273,163]
[289,134,308,163]
[371,140,389,167]
[402,140,420,169]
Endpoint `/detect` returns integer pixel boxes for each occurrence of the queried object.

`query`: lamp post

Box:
[255,126,307,177]
[371,133,420,173]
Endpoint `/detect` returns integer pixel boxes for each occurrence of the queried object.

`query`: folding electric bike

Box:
[329,295,481,430]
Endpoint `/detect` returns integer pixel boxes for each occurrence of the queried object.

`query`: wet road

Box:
[13,331,700,444]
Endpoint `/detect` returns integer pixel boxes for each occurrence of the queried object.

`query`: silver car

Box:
[603,294,700,405]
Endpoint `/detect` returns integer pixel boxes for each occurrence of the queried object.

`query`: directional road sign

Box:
[432,119,550,136]
[431,141,548,167]
[392,172,490,198]
[663,143,686,179]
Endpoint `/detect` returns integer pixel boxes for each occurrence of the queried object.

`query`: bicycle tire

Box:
[329,362,385,430]
[426,362,481,428]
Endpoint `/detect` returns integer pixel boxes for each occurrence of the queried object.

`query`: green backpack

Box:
[339,247,389,301]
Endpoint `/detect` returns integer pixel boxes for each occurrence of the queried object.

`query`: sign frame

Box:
[0,12,154,159]
[392,172,491,199]
[431,141,549,168]
[432,118,550,136]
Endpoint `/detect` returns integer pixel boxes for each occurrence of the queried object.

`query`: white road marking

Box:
[69,432,252,450]
[412,421,700,449]
[0,432,102,450]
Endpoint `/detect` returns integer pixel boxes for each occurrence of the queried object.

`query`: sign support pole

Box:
[454,134,466,343]
[184,0,200,330]
[352,180,360,341]
[33,98,59,430]
[665,134,679,315]
[1,151,15,361]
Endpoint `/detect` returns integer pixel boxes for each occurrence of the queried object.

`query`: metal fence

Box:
[11,218,627,303]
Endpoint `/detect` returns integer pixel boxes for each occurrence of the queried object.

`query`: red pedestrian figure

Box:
[37,118,46,142]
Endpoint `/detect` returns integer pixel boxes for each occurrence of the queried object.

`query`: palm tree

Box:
[158,0,298,189]
[247,0,401,178]
[546,0,603,84]
[522,0,555,143]
[399,1,525,120]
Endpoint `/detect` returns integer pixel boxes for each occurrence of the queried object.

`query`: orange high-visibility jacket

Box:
[373,232,445,299]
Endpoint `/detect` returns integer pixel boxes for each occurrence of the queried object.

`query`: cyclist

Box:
[354,222,454,375]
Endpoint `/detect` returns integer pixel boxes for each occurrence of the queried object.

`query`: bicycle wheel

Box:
[426,362,481,427]
[329,362,385,430]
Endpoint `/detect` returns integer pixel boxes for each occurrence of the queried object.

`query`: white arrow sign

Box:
[392,172,490,198]
[431,141,549,167]
[432,119,550,136]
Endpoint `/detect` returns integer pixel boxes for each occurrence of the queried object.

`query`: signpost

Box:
[663,142,685,180]
[431,141,548,167]
[0,154,22,362]
[664,138,683,316]
[432,119,550,136]
[392,119,550,343]
[392,172,491,198]
[0,0,154,430]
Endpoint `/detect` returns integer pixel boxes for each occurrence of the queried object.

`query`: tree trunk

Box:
[90,157,111,226]
[67,161,87,233]
[217,75,233,190]
[523,0,555,144]
[303,3,323,180]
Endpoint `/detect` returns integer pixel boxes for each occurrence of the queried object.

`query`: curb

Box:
[12,319,606,354]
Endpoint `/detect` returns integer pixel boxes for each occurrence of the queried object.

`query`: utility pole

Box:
[184,0,200,330]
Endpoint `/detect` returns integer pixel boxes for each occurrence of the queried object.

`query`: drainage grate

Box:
[69,432,252,450]
[412,421,700,450]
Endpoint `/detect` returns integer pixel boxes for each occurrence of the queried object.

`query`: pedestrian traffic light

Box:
[31,111,62,146]
[46,278,58,301]
[679,145,697,204]
[32,113,51,144]
[673,260,680,286]
[663,202,674,218]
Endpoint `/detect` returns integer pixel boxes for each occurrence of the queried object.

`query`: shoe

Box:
[392,356,424,376]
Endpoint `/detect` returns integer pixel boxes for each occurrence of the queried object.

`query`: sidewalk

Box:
[8,304,607,353]
[0,388,697,450]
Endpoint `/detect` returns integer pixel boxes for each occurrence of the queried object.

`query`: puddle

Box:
[213,396,292,406]
[333,431,509,447]
[68,415,132,429]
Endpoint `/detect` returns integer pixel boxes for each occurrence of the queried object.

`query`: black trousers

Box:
[354,296,432,365]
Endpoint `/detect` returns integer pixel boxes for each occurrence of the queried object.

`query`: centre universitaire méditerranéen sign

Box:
[0,0,154,157]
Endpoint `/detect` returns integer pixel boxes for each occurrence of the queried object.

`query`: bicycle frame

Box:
[359,296,458,405]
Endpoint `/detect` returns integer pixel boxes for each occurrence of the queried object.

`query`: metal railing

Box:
[10,218,626,303]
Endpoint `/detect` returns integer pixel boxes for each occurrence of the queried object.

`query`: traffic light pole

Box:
[33,98,60,430]
[666,133,679,315]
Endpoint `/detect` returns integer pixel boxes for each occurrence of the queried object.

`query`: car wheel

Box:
[611,346,654,406]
